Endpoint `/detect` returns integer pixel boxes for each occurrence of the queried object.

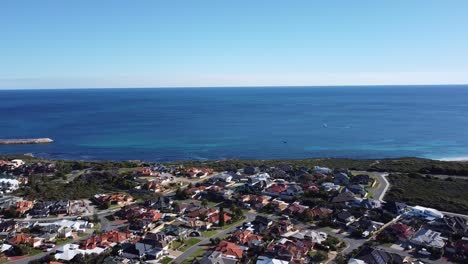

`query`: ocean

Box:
[1,85,468,161]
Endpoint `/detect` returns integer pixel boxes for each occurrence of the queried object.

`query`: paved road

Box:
[352,171,389,201]
[373,172,389,201]
[172,212,257,264]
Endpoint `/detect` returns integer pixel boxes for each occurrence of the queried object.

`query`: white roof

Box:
[0,179,19,185]
[257,256,290,264]
[55,243,105,261]
[0,244,12,253]
[348,258,367,264]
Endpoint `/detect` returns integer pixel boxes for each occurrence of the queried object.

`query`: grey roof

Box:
[199,251,238,264]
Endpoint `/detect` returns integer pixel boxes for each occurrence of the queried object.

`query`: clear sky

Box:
[1,0,468,89]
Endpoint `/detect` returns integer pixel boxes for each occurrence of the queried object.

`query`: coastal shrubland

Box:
[385,173,468,214]
[172,157,468,176]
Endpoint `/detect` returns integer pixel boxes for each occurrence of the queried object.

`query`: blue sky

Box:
[1,0,468,89]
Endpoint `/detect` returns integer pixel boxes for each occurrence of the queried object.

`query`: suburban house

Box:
[321,182,340,192]
[350,174,375,186]
[333,172,350,185]
[283,202,308,216]
[230,230,263,247]
[410,228,446,249]
[309,207,333,218]
[359,199,381,209]
[313,166,332,174]
[8,233,43,248]
[333,210,356,226]
[144,196,173,211]
[13,200,34,216]
[80,230,133,250]
[348,217,384,237]
[199,250,239,264]
[331,191,357,206]
[215,241,245,259]
[213,172,233,183]
[384,201,408,215]
[429,216,468,237]
[0,219,19,233]
[353,246,405,264]
[408,206,444,220]
[269,199,290,213]
[345,184,367,197]
[94,193,134,207]
[282,229,328,244]
[240,195,271,209]
[55,243,106,261]
[386,223,414,240]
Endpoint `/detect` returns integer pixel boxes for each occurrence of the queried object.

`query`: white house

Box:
[0,179,20,192]
[213,172,233,183]
[55,243,105,261]
[313,166,332,174]
[9,159,25,168]
[321,182,340,192]
[282,230,328,244]
[256,256,290,264]
[409,206,444,220]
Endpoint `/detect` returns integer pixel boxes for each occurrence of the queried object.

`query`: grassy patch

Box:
[181,248,206,264]
[159,257,173,264]
[179,237,202,251]
[207,201,219,207]
[220,216,246,230]
[171,240,183,250]
[385,173,468,214]
[119,167,140,175]
[202,230,218,238]
[28,247,44,256]
[55,237,74,246]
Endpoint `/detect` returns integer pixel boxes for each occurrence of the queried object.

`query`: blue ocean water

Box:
[1,86,468,161]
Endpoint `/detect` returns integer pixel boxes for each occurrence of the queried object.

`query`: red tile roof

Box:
[215,240,244,258]
[231,230,263,245]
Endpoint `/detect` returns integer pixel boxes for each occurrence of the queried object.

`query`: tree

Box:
[299,209,314,222]
[311,251,328,262]
[219,206,225,227]
[334,254,347,264]
[93,212,100,223]
[175,187,188,200]
[230,205,244,221]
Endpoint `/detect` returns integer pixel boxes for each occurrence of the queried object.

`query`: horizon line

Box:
[1,83,468,91]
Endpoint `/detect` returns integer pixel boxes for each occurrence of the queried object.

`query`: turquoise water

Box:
[1,85,468,161]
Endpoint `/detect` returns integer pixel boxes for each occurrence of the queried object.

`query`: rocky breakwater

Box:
[0,138,54,144]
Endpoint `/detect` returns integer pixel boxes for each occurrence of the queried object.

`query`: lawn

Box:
[220,216,247,230]
[207,201,219,207]
[55,237,74,246]
[181,248,206,264]
[159,257,173,264]
[28,248,44,256]
[202,230,218,238]
[179,237,202,251]
[171,240,183,250]
[385,173,468,214]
